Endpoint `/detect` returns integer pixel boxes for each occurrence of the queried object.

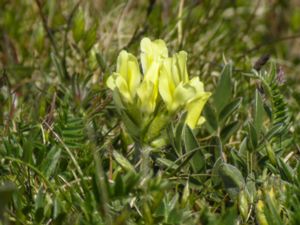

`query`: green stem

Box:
[141,146,151,176]
[134,142,151,176]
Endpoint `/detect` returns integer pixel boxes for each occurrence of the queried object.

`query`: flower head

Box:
[106,37,211,143]
[158,51,211,128]
[106,50,141,104]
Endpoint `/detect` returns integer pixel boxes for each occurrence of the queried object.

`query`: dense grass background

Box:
[1,0,300,224]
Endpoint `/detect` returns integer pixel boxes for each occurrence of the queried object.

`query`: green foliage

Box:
[1,0,300,224]
[183,125,205,173]
[213,63,233,114]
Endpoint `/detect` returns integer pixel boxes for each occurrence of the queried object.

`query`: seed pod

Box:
[254,54,270,71]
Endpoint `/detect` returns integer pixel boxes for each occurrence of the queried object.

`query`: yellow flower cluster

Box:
[107,37,210,143]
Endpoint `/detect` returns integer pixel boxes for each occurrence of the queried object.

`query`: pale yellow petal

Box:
[140,37,168,74]
[175,51,189,83]
[137,81,156,114]
[144,61,160,84]
[117,50,129,78]
[197,116,206,126]
[162,57,172,79]
[185,92,211,129]
[115,76,132,103]
[116,50,141,99]
[189,77,204,93]
[158,60,177,111]
[158,70,173,111]
[127,55,141,97]
[106,73,118,90]
[172,82,196,111]
[169,51,189,85]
